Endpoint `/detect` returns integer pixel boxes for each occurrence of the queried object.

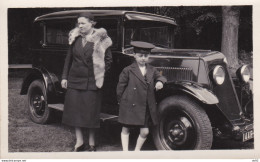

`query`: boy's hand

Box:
[155,81,163,91]
[61,79,68,89]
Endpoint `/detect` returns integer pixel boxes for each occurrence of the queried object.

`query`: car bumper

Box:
[232,123,254,142]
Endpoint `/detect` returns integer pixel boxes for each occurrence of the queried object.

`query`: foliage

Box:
[192,12,219,35]
[9,31,31,64]
[238,50,253,65]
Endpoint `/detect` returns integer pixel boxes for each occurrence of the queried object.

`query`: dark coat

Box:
[117,62,167,126]
[62,37,112,90]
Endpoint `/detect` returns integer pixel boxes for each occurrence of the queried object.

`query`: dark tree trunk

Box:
[221,6,240,70]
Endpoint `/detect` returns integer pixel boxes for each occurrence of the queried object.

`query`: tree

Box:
[221,6,240,70]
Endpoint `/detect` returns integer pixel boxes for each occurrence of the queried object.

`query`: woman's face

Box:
[78,17,93,34]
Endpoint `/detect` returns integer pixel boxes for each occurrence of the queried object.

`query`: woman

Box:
[61,12,112,152]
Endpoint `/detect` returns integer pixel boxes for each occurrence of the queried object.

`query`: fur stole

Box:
[68,27,113,88]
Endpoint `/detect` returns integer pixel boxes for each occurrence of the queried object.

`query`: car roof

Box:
[34,10,177,25]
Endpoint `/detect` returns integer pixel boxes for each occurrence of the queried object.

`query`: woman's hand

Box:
[61,79,68,89]
[155,81,163,91]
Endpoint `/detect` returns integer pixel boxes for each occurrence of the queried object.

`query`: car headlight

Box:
[213,65,225,85]
[236,65,250,83]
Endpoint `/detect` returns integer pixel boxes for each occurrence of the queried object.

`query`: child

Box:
[117,41,167,151]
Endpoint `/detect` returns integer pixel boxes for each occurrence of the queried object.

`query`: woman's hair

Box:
[77,12,97,27]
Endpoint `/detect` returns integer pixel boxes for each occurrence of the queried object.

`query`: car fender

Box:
[166,81,219,105]
[20,67,57,97]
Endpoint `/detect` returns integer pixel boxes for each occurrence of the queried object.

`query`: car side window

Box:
[45,20,75,46]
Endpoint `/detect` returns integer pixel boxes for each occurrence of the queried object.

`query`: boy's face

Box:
[134,53,150,66]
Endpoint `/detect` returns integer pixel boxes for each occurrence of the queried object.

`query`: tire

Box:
[27,79,53,124]
[153,95,213,150]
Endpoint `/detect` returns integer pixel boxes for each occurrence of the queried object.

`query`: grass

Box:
[8,71,78,152]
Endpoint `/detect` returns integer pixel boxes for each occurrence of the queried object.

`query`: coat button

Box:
[133,88,136,90]
[132,104,135,107]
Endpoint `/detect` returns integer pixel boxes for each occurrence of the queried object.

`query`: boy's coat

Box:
[117,62,167,125]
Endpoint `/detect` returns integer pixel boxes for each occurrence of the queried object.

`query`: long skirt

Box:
[62,88,102,128]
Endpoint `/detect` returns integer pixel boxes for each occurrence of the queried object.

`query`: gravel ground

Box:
[8,75,254,152]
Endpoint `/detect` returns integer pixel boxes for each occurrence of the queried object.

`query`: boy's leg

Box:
[135,128,149,151]
[121,126,130,151]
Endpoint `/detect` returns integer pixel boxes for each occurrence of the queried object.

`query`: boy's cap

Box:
[131,41,155,54]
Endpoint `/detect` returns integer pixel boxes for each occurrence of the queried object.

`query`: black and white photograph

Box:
[1,0,259,159]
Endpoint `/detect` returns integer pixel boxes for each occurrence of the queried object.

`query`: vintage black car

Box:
[20,10,253,150]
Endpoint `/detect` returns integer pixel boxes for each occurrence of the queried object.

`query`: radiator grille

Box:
[156,67,193,81]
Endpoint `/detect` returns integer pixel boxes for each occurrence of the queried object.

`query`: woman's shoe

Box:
[88,145,96,152]
[73,143,86,152]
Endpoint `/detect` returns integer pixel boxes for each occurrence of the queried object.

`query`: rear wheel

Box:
[153,96,213,150]
[27,79,53,124]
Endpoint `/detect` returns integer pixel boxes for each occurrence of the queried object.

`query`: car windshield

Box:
[124,21,175,48]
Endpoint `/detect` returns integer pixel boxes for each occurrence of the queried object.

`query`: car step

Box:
[99,113,118,122]
[48,104,64,111]
[48,104,118,122]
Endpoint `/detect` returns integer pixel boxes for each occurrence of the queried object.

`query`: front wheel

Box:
[153,96,213,150]
[27,79,53,124]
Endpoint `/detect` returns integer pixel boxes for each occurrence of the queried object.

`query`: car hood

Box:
[151,47,219,58]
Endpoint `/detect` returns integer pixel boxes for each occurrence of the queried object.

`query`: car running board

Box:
[48,104,118,122]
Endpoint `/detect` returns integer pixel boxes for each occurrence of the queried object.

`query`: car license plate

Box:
[243,130,254,142]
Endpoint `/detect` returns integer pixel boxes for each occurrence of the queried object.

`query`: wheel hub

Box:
[168,122,187,144]
[33,95,43,110]
[31,94,45,116]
